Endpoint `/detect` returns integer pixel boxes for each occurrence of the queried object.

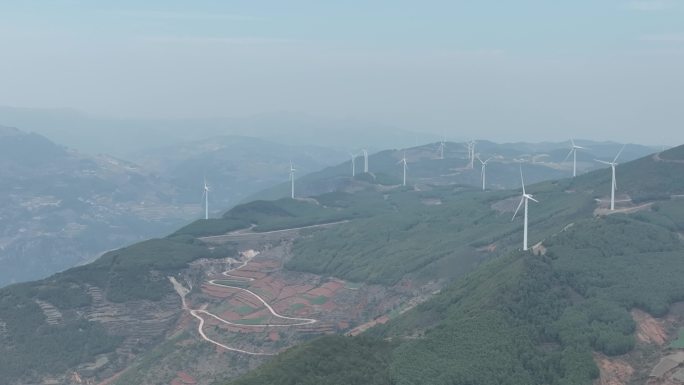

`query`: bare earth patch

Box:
[594,201,652,217]
[594,353,634,385]
[632,309,667,345]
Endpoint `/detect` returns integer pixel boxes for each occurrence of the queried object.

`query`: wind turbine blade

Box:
[613,144,626,163]
[528,196,539,203]
[485,157,493,163]
[512,197,524,221]
[519,167,526,195]
[570,138,576,147]
[563,149,574,162]
[595,159,612,165]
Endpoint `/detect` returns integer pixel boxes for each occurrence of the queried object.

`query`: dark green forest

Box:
[224,147,684,385]
[229,336,394,385]
[226,209,684,385]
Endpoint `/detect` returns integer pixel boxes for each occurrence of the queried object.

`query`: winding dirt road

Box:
[169,254,316,355]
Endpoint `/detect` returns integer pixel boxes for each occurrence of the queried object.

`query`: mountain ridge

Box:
[0,143,681,385]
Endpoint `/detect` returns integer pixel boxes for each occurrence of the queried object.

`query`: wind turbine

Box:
[512,168,539,251]
[362,149,369,173]
[464,140,476,169]
[595,145,625,211]
[476,155,493,191]
[349,153,356,177]
[202,178,210,220]
[563,139,586,177]
[289,161,296,199]
[397,151,408,186]
[438,138,446,159]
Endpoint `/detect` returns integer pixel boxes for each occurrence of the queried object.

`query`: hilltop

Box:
[243,140,655,202]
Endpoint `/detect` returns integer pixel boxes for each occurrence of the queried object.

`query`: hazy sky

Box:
[1,1,683,144]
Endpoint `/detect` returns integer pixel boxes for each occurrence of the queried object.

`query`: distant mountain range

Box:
[0,106,431,157]
[0,126,344,287]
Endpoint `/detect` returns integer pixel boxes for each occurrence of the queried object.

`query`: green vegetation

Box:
[671,329,684,349]
[287,182,593,285]
[0,284,121,379]
[232,209,684,385]
[0,235,232,383]
[67,237,233,302]
[173,217,250,238]
[228,336,394,385]
[569,146,684,203]
[308,295,328,305]
[3,145,683,385]
[234,316,267,325]
[353,172,401,186]
[659,145,684,161]
[236,305,256,315]
[226,146,684,385]
[388,212,684,385]
[112,332,189,385]
[175,194,386,238]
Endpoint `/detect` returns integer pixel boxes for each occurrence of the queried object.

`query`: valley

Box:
[0,126,345,287]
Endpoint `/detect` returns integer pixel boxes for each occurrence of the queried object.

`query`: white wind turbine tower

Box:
[512,168,539,251]
[476,155,493,191]
[464,140,476,169]
[397,151,408,186]
[362,149,369,173]
[563,139,586,177]
[349,153,356,177]
[202,178,210,220]
[289,161,296,199]
[595,145,625,211]
[438,138,446,159]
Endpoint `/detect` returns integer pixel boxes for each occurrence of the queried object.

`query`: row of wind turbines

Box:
[365,138,624,251]
[201,139,627,252]
[513,142,625,250]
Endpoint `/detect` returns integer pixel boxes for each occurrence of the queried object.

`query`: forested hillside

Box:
[0,144,680,385]
[225,145,684,385]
